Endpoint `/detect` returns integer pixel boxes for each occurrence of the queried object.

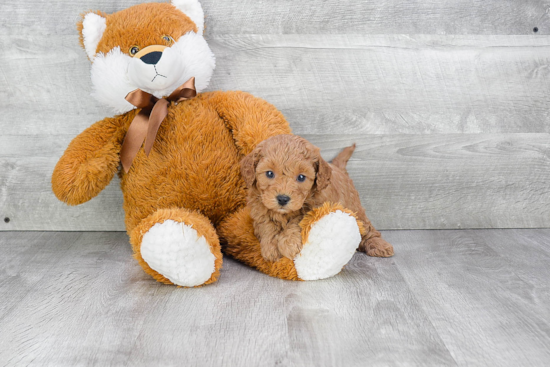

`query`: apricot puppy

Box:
[241,134,394,262]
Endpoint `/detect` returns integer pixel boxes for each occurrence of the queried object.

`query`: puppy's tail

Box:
[331,144,356,172]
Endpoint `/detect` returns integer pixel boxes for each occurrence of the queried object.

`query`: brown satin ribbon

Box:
[120,77,196,173]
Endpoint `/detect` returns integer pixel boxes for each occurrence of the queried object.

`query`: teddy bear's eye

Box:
[129,46,140,56]
[266,171,275,179]
[162,35,174,44]
[297,174,306,182]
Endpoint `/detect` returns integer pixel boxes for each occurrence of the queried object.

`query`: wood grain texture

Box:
[0,230,454,366]
[2,7,550,231]
[384,229,550,366]
[305,134,550,230]
[2,134,549,231]
[1,230,550,366]
[0,232,80,318]
[0,232,152,366]
[480,230,550,321]
[211,35,550,135]
[1,0,549,35]
[2,35,550,136]
[126,252,455,367]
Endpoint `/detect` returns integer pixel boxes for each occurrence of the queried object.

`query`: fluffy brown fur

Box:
[241,134,394,261]
[217,202,365,280]
[218,207,301,280]
[53,1,380,284]
[55,1,303,285]
[52,90,292,284]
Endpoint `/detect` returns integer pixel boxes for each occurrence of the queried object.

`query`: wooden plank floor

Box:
[0,229,549,366]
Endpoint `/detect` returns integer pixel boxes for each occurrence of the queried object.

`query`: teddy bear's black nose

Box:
[277,195,291,206]
[140,51,163,65]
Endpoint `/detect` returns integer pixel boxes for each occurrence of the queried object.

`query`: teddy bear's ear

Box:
[171,0,205,35]
[77,11,107,61]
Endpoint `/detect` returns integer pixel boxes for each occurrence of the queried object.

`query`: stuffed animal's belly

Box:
[121,107,246,232]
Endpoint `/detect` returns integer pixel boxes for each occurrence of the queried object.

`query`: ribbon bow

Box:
[120,77,197,173]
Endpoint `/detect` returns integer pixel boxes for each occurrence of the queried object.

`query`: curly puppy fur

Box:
[241,134,394,261]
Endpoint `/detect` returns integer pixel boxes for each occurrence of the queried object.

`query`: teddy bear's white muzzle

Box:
[128,46,185,92]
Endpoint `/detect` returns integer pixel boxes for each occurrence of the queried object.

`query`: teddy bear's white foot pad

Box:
[141,220,216,287]
[294,211,361,280]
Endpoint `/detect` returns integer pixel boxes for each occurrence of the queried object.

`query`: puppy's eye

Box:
[162,35,174,44]
[265,171,275,179]
[297,174,306,182]
[129,46,140,56]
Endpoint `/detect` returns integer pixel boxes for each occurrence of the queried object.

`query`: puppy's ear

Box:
[240,145,262,188]
[300,138,332,194]
[314,155,332,193]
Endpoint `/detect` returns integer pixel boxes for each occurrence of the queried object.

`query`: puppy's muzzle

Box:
[277,195,291,206]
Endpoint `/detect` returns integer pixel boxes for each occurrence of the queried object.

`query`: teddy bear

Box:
[52,0,391,287]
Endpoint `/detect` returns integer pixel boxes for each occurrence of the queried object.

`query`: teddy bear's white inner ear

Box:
[171,0,205,35]
[82,12,107,60]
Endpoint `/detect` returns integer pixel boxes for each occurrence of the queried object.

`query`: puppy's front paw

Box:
[261,239,282,262]
[364,237,394,257]
[277,234,303,260]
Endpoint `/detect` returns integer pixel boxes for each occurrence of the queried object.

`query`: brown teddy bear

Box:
[52,0,390,287]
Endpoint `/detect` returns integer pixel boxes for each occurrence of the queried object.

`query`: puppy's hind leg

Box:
[359,233,394,258]
[355,210,394,257]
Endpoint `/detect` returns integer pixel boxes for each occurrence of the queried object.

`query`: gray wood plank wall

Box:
[1,1,549,230]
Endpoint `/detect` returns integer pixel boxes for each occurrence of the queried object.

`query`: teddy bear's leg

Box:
[218,203,362,281]
[294,203,364,280]
[130,208,223,287]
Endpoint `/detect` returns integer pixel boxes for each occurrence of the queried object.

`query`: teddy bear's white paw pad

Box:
[141,220,216,287]
[294,211,361,280]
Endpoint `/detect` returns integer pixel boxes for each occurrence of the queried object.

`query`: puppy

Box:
[241,134,394,262]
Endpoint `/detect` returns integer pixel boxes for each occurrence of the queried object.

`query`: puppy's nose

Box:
[277,195,291,206]
[140,51,163,65]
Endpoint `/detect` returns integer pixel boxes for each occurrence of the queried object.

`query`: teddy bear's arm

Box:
[206,91,292,155]
[51,114,129,205]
